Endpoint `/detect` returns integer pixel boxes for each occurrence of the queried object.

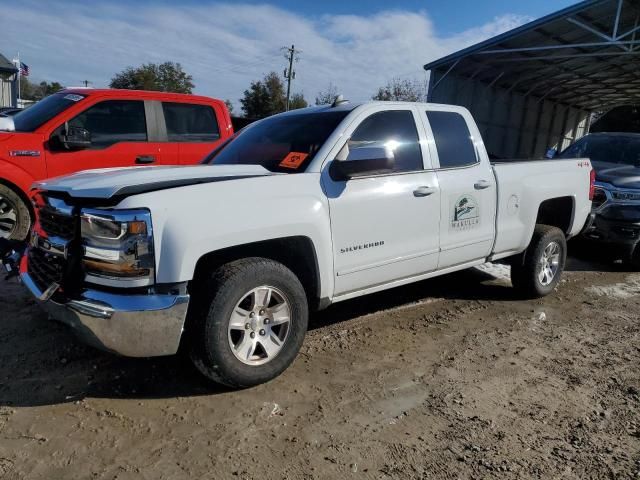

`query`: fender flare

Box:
[0,159,37,213]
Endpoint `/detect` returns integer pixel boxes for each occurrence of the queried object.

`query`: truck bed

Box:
[489,157,592,260]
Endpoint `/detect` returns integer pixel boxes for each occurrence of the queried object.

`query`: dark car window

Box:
[69,100,147,148]
[427,111,478,168]
[559,135,640,166]
[162,102,220,142]
[206,110,350,173]
[348,110,423,172]
[11,93,86,132]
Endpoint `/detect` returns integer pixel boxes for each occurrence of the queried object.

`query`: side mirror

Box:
[62,123,91,150]
[0,116,15,132]
[330,144,395,180]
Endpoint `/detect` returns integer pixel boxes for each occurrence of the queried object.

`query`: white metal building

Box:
[424,0,640,159]
[0,53,17,108]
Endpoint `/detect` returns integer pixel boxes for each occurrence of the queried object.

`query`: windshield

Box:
[559,135,640,166]
[205,110,350,173]
[12,92,86,132]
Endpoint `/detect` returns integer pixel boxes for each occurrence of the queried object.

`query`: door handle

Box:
[474,180,491,190]
[413,186,437,197]
[135,155,156,164]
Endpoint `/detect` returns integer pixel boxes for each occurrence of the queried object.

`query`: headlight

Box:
[80,208,154,287]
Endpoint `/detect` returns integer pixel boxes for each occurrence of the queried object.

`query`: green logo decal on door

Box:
[451,195,480,230]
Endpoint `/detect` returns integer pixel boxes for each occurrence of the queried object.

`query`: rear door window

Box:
[69,100,147,148]
[427,111,478,168]
[162,102,220,142]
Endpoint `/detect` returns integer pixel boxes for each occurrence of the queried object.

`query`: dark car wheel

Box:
[0,185,31,241]
[189,257,309,388]
[511,225,567,298]
[628,245,640,270]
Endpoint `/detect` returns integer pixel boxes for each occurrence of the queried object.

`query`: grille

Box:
[38,207,76,239]
[27,248,65,292]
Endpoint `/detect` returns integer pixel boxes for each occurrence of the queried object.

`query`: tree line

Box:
[21,61,428,118]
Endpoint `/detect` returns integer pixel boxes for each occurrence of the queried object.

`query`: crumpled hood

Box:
[34,164,273,199]
[593,161,640,190]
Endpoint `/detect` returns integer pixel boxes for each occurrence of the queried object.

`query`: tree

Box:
[110,62,194,93]
[240,71,307,118]
[263,71,286,113]
[315,82,339,105]
[39,81,64,97]
[19,78,63,101]
[224,99,234,114]
[372,78,426,102]
[19,77,38,101]
[240,78,271,119]
[289,93,308,110]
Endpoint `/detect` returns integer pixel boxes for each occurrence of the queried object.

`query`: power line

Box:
[281,44,301,111]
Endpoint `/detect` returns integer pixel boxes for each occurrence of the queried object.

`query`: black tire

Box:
[0,184,31,241]
[629,246,640,271]
[511,225,567,299]
[189,257,309,388]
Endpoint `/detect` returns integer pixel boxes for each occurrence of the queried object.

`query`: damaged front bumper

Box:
[17,251,190,358]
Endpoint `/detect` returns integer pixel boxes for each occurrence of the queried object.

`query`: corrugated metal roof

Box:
[424,0,640,111]
[0,53,17,74]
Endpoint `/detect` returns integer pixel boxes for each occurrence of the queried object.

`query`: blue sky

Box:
[121,0,576,34]
[3,0,579,110]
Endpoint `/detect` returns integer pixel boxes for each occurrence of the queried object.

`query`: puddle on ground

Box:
[585,274,640,299]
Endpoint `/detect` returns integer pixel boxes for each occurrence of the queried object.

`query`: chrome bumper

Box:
[20,271,190,357]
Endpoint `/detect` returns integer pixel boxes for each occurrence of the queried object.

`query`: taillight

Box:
[592,187,607,208]
[589,169,596,201]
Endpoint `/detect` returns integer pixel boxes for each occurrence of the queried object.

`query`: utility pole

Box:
[82,80,91,87]
[282,44,301,111]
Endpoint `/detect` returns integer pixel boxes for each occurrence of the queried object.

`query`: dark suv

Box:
[559,132,640,266]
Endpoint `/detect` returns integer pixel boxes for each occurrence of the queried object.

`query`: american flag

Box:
[19,62,29,77]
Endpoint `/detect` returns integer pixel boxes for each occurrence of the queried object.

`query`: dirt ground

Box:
[0,250,639,479]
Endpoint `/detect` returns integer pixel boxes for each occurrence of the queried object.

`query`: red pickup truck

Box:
[0,88,233,240]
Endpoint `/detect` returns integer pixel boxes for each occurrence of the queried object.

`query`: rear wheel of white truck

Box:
[189,257,309,388]
[511,225,567,299]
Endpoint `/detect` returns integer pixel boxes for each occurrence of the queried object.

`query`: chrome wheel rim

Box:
[0,194,17,239]
[538,241,561,286]
[227,286,292,366]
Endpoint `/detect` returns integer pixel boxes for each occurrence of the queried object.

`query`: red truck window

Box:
[69,100,147,148]
[162,102,220,142]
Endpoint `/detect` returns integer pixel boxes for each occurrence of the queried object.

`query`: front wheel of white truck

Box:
[510,225,567,299]
[189,257,309,388]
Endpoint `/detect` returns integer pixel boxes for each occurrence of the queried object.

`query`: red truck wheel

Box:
[0,185,31,241]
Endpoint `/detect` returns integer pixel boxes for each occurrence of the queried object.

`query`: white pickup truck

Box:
[16,101,594,387]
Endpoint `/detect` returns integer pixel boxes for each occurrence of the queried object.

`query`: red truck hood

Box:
[0,131,17,143]
[34,164,274,199]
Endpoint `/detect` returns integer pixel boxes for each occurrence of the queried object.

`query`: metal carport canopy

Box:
[423,0,640,158]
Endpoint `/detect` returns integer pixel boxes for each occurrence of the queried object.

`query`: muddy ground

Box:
[0,250,639,479]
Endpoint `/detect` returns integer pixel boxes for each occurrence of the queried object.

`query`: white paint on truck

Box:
[22,101,593,387]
